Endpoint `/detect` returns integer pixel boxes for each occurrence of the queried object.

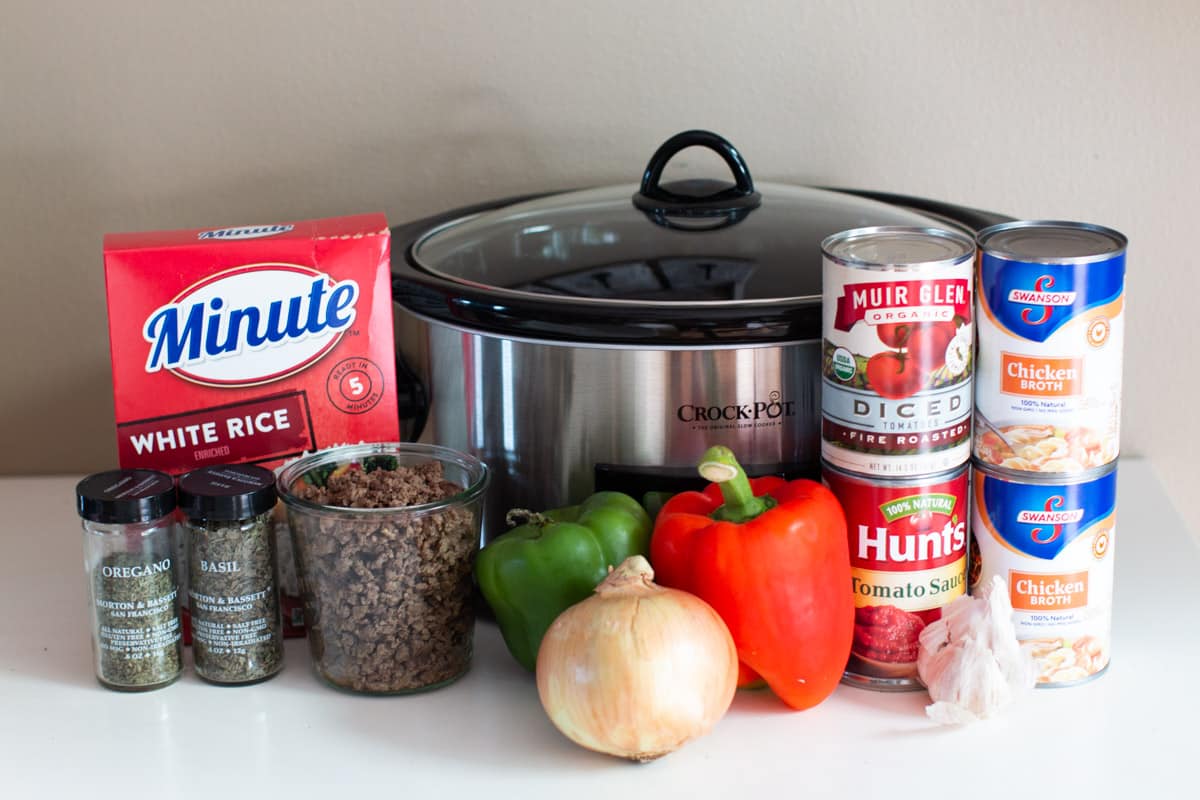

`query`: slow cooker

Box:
[390,130,1008,541]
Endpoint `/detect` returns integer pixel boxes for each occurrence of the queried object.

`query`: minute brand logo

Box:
[142,264,359,387]
[198,224,294,241]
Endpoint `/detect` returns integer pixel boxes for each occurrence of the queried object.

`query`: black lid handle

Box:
[633,130,762,218]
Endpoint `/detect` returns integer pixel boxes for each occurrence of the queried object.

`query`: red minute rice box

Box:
[103,214,400,637]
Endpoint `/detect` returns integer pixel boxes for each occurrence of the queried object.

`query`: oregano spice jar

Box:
[178,464,283,685]
[76,469,183,692]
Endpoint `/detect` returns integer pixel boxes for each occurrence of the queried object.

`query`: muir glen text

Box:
[676,399,796,423]
[848,281,967,311]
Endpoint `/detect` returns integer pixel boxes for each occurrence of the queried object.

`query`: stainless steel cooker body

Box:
[406,310,820,541]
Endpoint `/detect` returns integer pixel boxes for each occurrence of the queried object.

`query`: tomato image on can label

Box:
[822,227,975,476]
[822,462,969,690]
[970,463,1117,686]
[974,221,1127,474]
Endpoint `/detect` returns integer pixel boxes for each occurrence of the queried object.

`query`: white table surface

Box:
[1,460,1196,798]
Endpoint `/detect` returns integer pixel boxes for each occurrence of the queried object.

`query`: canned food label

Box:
[981,258,1123,341]
[971,467,1116,685]
[822,263,974,475]
[823,466,969,685]
[975,253,1124,472]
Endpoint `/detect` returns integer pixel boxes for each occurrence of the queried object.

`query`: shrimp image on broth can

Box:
[974,221,1127,474]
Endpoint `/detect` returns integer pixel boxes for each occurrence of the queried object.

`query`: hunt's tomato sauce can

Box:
[822,461,969,691]
[822,227,975,477]
[974,221,1127,474]
[970,462,1117,686]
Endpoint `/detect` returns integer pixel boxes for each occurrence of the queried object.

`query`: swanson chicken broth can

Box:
[822,227,976,477]
[822,461,969,691]
[974,221,1127,474]
[970,462,1117,686]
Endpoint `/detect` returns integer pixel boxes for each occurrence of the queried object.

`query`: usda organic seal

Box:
[832,347,857,381]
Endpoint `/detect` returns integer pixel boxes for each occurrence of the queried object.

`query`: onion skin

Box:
[535,555,738,762]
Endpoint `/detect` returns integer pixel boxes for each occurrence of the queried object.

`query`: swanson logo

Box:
[1016,495,1084,545]
[1008,275,1077,325]
[142,264,359,387]
[198,224,294,241]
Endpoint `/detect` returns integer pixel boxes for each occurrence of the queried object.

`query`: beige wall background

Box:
[2,1,1197,536]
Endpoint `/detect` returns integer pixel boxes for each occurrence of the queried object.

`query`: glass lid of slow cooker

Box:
[410,132,954,306]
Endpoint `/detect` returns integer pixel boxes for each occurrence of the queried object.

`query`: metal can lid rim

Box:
[970,458,1119,483]
[821,225,976,270]
[820,457,969,486]
[977,220,1128,264]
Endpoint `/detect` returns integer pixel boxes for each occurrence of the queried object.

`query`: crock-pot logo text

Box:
[142,265,359,386]
[676,391,795,428]
[833,279,970,331]
[1008,275,1077,325]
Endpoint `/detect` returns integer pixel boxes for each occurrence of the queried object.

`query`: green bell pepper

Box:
[474,491,653,671]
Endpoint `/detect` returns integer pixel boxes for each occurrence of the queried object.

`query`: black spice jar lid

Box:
[177,464,278,522]
[76,469,177,524]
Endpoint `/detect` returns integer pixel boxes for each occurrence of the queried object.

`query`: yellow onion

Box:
[535,555,738,762]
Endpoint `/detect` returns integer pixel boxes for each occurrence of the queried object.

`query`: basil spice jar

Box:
[178,465,284,685]
[77,470,184,692]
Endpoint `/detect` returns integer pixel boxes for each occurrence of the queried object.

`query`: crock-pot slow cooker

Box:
[390,130,1007,542]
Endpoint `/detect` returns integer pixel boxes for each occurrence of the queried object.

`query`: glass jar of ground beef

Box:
[276,443,489,694]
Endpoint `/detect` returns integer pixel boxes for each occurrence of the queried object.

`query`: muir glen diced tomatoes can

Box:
[822,461,970,691]
[970,461,1117,686]
[822,226,976,477]
[974,221,1127,474]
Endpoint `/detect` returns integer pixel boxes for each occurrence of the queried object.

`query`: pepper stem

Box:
[699,445,774,523]
[505,509,550,529]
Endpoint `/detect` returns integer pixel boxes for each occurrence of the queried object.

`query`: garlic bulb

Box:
[916,575,1035,725]
[535,555,738,761]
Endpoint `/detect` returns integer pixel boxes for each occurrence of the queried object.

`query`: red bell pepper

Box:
[650,445,854,710]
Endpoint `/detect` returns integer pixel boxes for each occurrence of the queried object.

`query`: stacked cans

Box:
[819,226,976,691]
[970,221,1126,687]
